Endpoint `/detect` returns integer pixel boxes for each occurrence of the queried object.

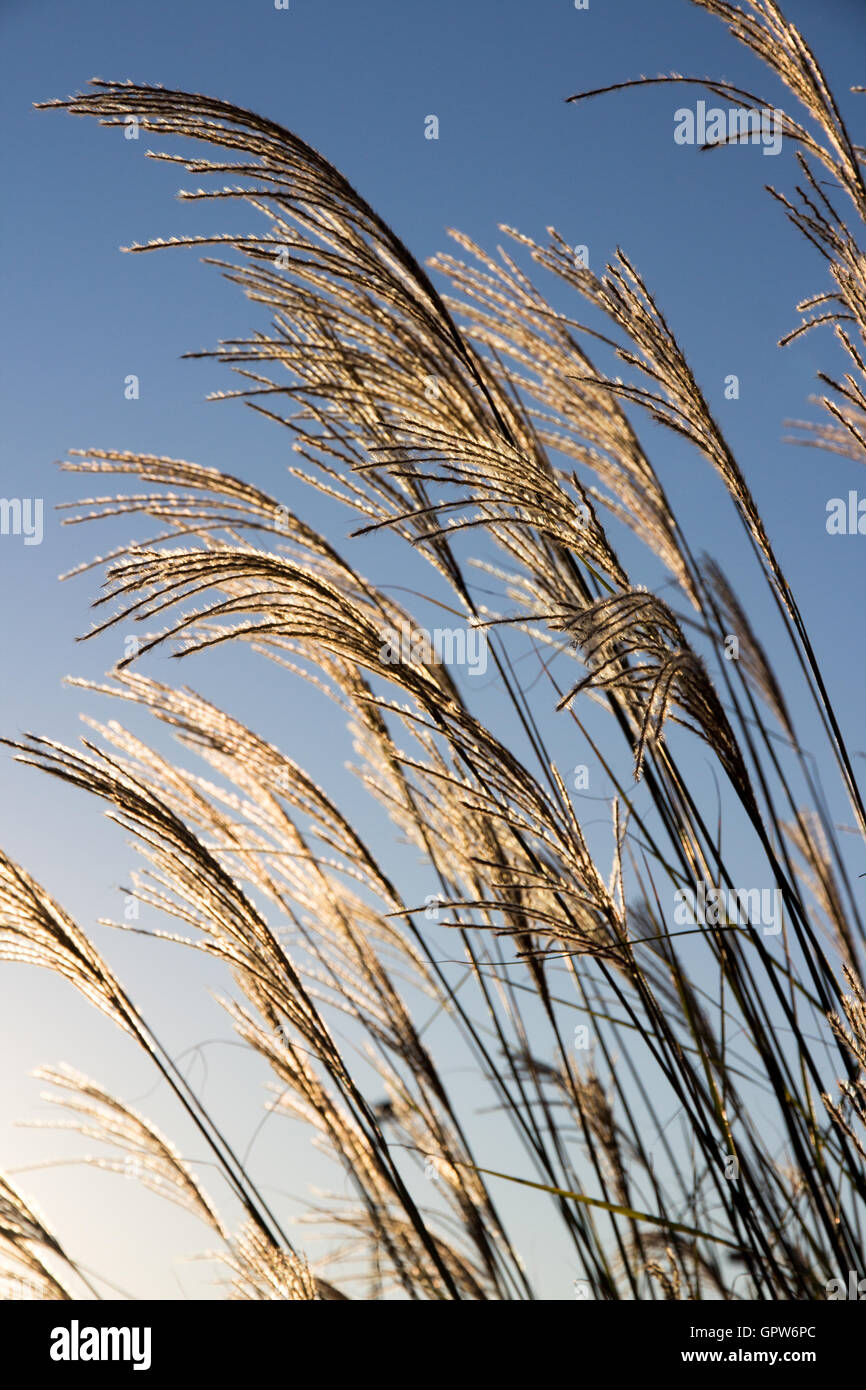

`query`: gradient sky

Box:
[2,0,866,1299]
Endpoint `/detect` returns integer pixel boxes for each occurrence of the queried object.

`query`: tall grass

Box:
[2,0,866,1299]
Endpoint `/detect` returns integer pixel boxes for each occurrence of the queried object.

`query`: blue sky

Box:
[1,0,865,1299]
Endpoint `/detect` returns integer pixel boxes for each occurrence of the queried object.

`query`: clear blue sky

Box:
[1,0,865,1298]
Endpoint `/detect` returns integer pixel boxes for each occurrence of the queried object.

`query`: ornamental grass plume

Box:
[1,0,865,1300]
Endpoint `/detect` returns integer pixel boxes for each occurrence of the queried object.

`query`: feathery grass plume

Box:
[5,0,863,1296]
[9,707,521,1297]
[24,1066,348,1299]
[0,849,133,1032]
[823,967,866,1162]
[220,1226,321,1301]
[566,0,866,842]
[783,813,858,975]
[0,1173,74,1300]
[702,558,795,743]
[23,1065,229,1240]
[429,225,699,608]
[785,401,866,464]
[644,1247,683,1302]
[553,587,755,796]
[0,768,339,1268]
